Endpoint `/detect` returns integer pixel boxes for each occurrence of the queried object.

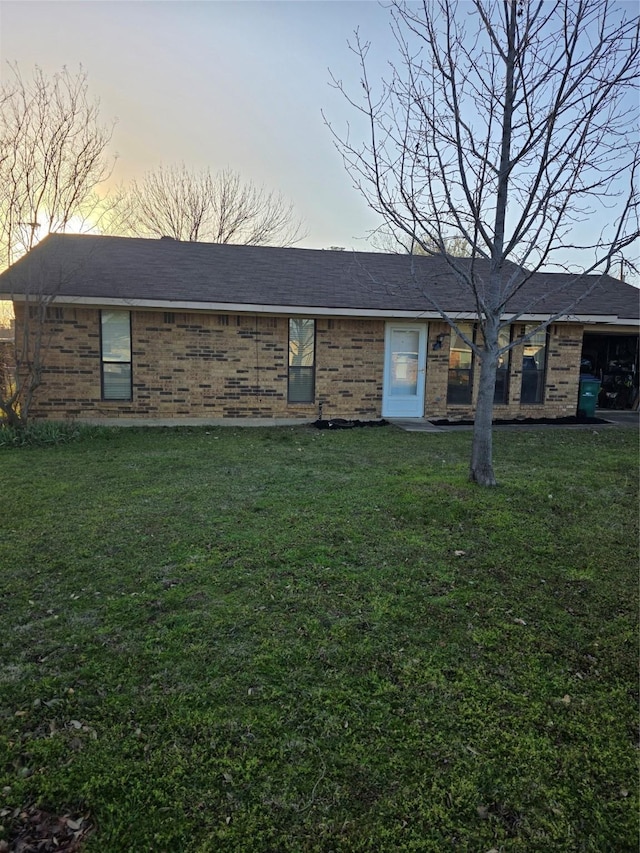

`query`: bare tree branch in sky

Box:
[110,164,304,247]
[372,226,470,256]
[0,63,116,270]
[327,0,639,485]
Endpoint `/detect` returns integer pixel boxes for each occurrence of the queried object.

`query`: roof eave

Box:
[2,293,638,326]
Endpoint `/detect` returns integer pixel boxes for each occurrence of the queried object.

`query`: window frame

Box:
[288,318,316,403]
[447,322,476,406]
[100,310,133,402]
[519,325,548,405]
[494,325,512,405]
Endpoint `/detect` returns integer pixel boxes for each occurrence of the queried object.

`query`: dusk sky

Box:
[1,1,637,272]
[1,0,400,251]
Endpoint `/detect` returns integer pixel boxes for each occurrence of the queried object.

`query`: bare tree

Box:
[373,227,470,256]
[0,64,116,269]
[0,294,54,429]
[110,164,304,247]
[328,0,639,485]
[0,64,115,426]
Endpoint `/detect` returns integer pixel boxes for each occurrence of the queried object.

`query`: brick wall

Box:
[316,318,385,419]
[16,307,386,421]
[0,340,14,401]
[422,321,583,419]
[423,320,453,418]
[13,304,583,422]
[511,323,583,418]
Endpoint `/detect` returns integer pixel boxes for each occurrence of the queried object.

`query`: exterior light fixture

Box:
[432,332,449,351]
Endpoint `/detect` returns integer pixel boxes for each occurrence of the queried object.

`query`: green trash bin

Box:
[577,376,601,418]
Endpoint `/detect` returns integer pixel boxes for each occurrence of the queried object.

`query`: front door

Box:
[382,323,427,418]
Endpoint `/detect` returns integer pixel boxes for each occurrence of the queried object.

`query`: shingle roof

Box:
[1,233,638,322]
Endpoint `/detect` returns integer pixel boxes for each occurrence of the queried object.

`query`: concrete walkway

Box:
[388,418,446,433]
[600,409,640,426]
[389,409,639,433]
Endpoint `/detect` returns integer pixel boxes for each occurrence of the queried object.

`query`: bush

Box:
[0,420,99,448]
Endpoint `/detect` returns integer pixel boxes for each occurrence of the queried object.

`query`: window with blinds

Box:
[288,318,315,403]
[101,311,132,401]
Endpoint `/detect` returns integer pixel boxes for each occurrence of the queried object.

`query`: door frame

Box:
[382,322,428,418]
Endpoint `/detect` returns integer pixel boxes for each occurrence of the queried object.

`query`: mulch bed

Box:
[311,416,611,429]
[312,418,389,429]
[430,415,610,426]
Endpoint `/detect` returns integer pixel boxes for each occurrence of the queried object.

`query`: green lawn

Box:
[0,425,637,851]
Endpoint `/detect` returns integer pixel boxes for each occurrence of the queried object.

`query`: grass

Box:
[0,424,637,851]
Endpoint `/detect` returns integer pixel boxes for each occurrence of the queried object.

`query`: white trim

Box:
[3,293,638,326]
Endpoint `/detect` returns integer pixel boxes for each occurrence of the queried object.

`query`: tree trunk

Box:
[0,400,26,429]
[470,347,499,486]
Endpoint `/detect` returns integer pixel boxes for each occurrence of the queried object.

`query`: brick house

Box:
[0,234,638,423]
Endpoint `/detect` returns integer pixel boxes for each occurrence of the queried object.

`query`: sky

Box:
[1,0,637,272]
[1,0,398,251]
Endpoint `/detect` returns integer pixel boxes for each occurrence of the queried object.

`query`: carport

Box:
[581,332,639,410]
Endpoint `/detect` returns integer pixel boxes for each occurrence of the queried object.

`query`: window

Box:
[494,326,512,405]
[288,318,315,402]
[520,326,547,404]
[447,323,475,405]
[101,310,132,400]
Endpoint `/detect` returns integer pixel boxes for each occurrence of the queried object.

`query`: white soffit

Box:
[3,294,638,326]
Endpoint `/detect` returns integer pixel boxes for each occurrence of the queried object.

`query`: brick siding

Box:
[13,305,583,421]
[424,321,583,420]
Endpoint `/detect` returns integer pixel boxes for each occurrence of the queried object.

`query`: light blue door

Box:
[382,324,427,417]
